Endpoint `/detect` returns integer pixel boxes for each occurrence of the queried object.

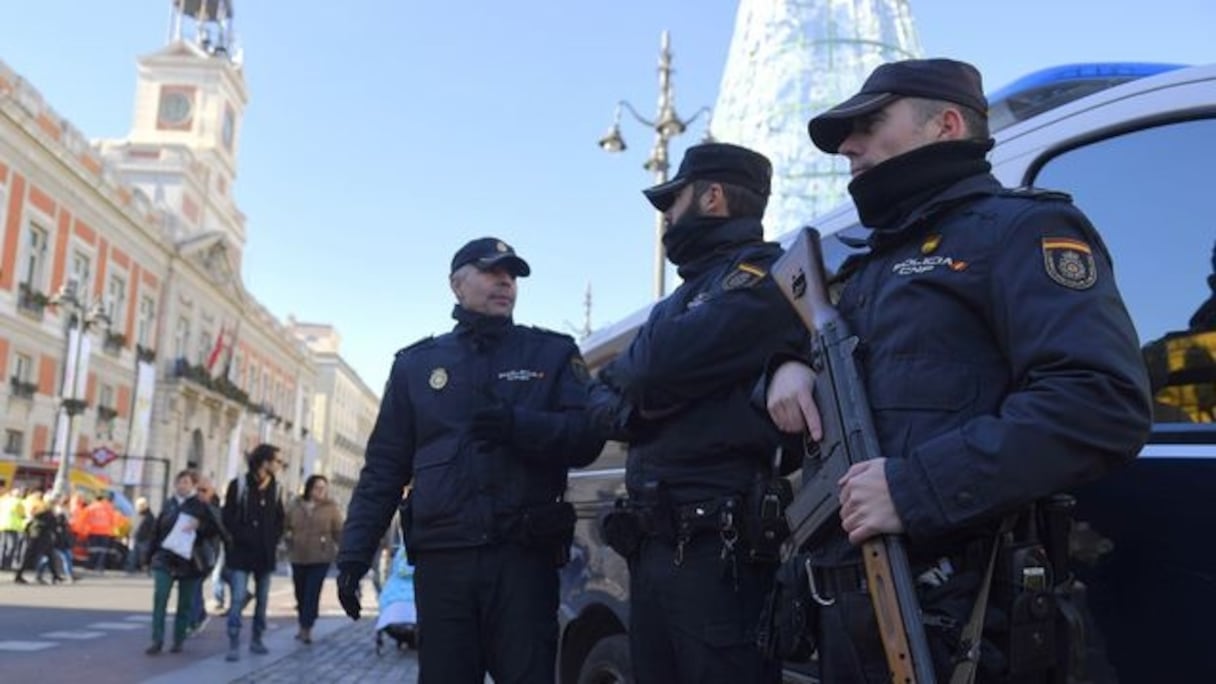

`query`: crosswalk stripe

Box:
[86,622,144,631]
[41,631,106,640]
[0,641,57,652]
[124,615,153,623]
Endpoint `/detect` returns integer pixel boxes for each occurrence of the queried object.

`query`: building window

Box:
[21,223,49,291]
[9,352,36,399]
[198,329,213,366]
[70,250,92,302]
[97,385,116,439]
[13,353,33,383]
[174,317,191,361]
[106,275,127,328]
[3,430,22,457]
[137,296,156,348]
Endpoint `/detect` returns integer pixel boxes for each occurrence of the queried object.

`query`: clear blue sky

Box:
[1,1,1213,391]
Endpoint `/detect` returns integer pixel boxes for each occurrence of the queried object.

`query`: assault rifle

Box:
[771,226,937,684]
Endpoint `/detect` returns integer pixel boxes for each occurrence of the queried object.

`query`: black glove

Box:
[336,562,367,621]
[470,403,515,445]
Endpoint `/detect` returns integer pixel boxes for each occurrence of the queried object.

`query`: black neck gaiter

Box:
[662,214,764,278]
[452,305,512,349]
[848,139,993,231]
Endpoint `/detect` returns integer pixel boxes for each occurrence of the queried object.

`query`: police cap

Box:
[808,58,988,153]
[450,237,531,277]
[643,142,773,212]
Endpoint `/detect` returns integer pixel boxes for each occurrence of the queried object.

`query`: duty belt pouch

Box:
[1000,541,1057,676]
[600,498,644,561]
[756,551,817,662]
[746,477,792,564]
[520,500,576,566]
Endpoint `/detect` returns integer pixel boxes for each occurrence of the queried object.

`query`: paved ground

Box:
[227,618,418,683]
[0,566,414,683]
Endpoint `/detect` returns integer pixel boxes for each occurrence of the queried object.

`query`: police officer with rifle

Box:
[763,59,1151,683]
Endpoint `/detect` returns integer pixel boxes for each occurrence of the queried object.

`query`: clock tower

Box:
[99,0,248,253]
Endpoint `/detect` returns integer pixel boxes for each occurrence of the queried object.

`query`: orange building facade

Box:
[0,21,324,506]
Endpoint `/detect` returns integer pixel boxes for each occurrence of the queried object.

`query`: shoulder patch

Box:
[395,335,435,358]
[723,262,766,290]
[1042,237,1097,290]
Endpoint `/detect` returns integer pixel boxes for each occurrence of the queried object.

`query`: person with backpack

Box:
[221,443,286,662]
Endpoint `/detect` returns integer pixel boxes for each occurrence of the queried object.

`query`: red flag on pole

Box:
[206,325,226,374]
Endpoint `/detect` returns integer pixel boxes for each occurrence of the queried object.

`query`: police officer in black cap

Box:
[765,58,1152,682]
[588,142,805,683]
[336,237,604,684]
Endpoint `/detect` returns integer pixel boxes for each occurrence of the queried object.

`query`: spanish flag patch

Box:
[723,262,766,290]
[1041,237,1096,290]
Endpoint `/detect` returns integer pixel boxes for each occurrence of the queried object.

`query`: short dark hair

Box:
[248,443,280,471]
[908,97,990,142]
[691,179,767,219]
[302,475,328,501]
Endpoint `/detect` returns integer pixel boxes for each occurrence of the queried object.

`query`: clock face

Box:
[158,91,193,125]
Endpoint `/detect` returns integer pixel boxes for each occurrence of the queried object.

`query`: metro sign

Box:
[91,446,119,468]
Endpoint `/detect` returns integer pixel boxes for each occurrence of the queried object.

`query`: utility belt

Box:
[600,478,792,568]
[759,494,1091,681]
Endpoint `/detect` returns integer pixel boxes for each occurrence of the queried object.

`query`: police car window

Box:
[1032,117,1216,425]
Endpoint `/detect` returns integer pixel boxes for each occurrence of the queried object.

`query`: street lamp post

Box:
[48,277,110,500]
[598,30,712,299]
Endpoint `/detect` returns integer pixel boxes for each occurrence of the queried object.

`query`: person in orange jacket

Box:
[84,493,121,572]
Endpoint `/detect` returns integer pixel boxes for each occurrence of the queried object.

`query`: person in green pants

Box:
[146,469,228,655]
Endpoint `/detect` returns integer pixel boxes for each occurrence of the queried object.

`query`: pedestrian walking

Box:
[286,474,343,644]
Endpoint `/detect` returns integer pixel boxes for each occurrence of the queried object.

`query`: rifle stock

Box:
[771,227,936,684]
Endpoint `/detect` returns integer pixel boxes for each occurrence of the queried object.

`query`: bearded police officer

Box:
[336,238,604,684]
[765,58,1152,682]
[588,142,805,683]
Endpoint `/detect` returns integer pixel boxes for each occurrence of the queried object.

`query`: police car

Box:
[559,62,1216,683]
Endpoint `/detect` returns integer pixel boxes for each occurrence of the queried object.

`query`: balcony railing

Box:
[17,282,49,318]
[172,356,250,407]
[9,377,37,399]
[103,330,126,355]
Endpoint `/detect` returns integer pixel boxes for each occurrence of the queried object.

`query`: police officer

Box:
[336,237,604,684]
[765,59,1152,682]
[588,142,805,683]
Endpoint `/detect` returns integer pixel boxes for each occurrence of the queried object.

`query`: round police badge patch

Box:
[428,367,448,390]
[1042,237,1097,290]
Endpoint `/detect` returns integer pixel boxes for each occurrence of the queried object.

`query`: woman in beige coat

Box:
[285,475,343,643]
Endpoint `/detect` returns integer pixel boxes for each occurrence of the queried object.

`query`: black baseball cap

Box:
[450,237,531,277]
[643,142,773,211]
[808,58,988,153]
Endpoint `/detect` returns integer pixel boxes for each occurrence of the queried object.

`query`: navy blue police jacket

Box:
[588,217,807,505]
[811,171,1152,565]
[337,309,604,567]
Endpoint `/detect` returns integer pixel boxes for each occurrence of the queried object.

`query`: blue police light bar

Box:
[988,62,1188,132]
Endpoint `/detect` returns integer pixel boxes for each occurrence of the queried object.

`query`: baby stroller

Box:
[375,541,417,654]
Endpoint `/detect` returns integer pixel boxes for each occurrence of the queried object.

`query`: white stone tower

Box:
[712,0,923,236]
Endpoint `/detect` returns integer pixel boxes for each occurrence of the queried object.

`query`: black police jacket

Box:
[815,172,1152,564]
[588,217,806,505]
[338,312,603,567]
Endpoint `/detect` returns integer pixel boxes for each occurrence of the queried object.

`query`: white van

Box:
[559,62,1216,683]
